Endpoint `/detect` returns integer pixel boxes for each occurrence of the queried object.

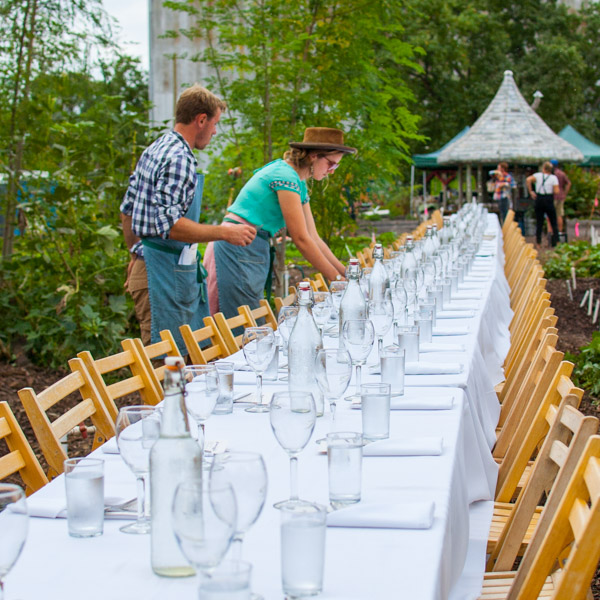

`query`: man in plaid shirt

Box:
[120,85,255,345]
[491,162,516,224]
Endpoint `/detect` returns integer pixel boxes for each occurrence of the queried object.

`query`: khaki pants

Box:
[126,257,151,346]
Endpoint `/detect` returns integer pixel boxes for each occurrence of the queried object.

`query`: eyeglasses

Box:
[320,156,341,171]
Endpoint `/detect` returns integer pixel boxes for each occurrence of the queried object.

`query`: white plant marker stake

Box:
[566,279,573,301]
[571,266,577,290]
[580,289,589,308]
[594,299,600,324]
[589,289,594,316]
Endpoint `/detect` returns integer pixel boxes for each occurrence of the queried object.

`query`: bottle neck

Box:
[161,370,191,437]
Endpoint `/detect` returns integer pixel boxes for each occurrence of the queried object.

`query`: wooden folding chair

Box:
[213,305,256,355]
[495,364,583,502]
[487,401,599,569]
[126,329,182,387]
[180,316,231,365]
[0,401,48,495]
[479,436,600,600]
[77,342,163,424]
[304,273,329,293]
[274,287,297,314]
[18,359,115,478]
[248,299,278,330]
[501,209,515,236]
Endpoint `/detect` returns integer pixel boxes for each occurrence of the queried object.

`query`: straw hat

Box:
[289,127,356,154]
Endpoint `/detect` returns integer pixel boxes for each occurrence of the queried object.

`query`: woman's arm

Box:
[302,203,346,277]
[526,175,537,199]
[278,190,341,281]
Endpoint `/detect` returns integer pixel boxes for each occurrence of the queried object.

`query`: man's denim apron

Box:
[142,174,208,355]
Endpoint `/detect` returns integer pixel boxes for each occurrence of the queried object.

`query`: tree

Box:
[164,0,423,293]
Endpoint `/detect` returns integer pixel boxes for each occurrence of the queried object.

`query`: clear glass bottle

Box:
[150,357,202,577]
[368,244,389,303]
[288,282,324,415]
[339,259,367,349]
[422,226,435,261]
[401,238,418,277]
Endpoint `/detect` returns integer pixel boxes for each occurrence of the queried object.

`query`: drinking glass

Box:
[214,362,234,414]
[395,324,420,362]
[311,292,333,337]
[359,267,372,300]
[360,383,391,441]
[183,365,220,462]
[314,348,352,426]
[172,480,237,596]
[368,297,394,365]
[116,406,160,534]
[342,319,375,401]
[0,484,28,600]
[381,345,405,396]
[270,391,316,509]
[392,281,409,326]
[199,560,253,600]
[327,432,363,508]
[280,501,326,598]
[277,306,298,357]
[242,326,276,413]
[210,452,267,560]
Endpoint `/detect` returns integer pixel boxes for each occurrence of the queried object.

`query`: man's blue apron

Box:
[142,173,208,355]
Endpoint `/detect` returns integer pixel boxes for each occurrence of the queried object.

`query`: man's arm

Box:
[168,217,256,246]
[120,213,139,251]
[526,175,537,198]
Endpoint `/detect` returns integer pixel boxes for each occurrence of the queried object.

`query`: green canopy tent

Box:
[558,125,600,167]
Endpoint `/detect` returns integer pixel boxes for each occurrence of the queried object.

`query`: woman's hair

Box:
[541,161,553,173]
[283,148,340,173]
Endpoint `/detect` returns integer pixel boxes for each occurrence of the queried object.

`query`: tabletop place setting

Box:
[5,204,518,600]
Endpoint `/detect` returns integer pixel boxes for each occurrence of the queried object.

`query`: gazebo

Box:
[437,70,583,205]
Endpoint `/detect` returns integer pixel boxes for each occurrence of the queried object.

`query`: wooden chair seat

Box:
[0,401,48,495]
[486,504,542,554]
[479,571,555,599]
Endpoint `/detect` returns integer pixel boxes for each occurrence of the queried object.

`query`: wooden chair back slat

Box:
[214,306,256,355]
[18,359,115,479]
[180,316,231,365]
[0,402,48,495]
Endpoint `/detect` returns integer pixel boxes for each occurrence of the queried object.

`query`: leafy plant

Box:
[570,332,600,398]
[564,165,599,219]
[543,241,600,279]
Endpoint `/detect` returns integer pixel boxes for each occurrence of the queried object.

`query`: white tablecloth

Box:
[7,214,509,600]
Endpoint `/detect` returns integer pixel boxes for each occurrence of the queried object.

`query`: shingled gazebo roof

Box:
[437,70,583,165]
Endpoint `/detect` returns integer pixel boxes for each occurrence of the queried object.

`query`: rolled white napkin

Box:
[363,437,443,456]
[101,437,119,454]
[451,291,481,301]
[418,342,466,353]
[406,361,462,375]
[439,302,478,312]
[435,310,475,319]
[327,501,435,529]
[27,495,128,519]
[390,394,454,410]
[457,283,486,291]
[432,325,470,336]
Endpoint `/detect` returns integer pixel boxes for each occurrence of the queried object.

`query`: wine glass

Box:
[314,348,352,426]
[392,281,409,326]
[368,297,394,365]
[0,483,28,599]
[270,391,316,509]
[311,292,333,337]
[359,267,372,300]
[277,306,298,357]
[210,452,267,561]
[183,365,220,464]
[329,281,348,337]
[342,319,375,401]
[242,326,276,413]
[115,405,160,534]
[172,480,237,596]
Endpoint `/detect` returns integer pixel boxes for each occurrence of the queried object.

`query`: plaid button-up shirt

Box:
[120,131,198,256]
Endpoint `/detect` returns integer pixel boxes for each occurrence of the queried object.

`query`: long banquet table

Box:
[7,214,511,600]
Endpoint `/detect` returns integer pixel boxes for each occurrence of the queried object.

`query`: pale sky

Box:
[102,0,149,70]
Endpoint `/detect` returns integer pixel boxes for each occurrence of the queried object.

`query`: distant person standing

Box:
[490,162,516,223]
[527,161,560,248]
[550,159,571,237]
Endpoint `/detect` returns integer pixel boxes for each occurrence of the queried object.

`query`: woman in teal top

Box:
[204,127,356,318]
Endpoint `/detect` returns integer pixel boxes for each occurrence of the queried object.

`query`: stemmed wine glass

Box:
[359,267,372,300]
[342,319,375,401]
[311,292,333,338]
[183,365,220,463]
[277,306,298,357]
[172,480,237,596]
[329,281,348,337]
[0,484,28,600]
[270,391,316,509]
[242,326,276,413]
[368,296,394,365]
[210,452,267,561]
[392,281,409,326]
[314,348,352,426]
[116,405,160,534]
